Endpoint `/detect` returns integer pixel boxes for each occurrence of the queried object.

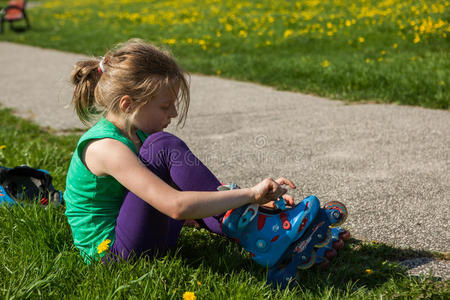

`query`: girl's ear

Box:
[119,95,133,113]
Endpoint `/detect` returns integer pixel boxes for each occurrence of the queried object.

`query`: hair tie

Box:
[98,57,105,75]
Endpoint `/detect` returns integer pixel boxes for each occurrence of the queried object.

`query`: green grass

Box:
[0,0,449,109]
[0,107,449,298]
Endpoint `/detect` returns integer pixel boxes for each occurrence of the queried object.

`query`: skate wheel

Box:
[297,250,316,270]
[339,230,351,241]
[325,248,337,260]
[332,239,344,250]
[323,201,348,227]
[315,228,332,248]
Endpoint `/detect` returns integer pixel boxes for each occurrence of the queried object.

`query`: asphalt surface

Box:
[1,42,449,279]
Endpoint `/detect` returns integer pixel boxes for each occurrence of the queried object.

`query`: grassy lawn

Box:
[0,0,449,297]
[0,107,449,298]
[0,0,448,109]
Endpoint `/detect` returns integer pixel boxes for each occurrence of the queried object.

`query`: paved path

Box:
[1,42,449,278]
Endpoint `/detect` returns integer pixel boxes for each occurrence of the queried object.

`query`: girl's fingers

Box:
[261,201,276,209]
[267,178,282,194]
[254,177,296,204]
[282,194,295,206]
[275,177,296,189]
[270,188,287,202]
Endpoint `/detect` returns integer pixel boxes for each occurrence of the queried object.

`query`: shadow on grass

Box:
[1,204,447,298]
[177,227,445,292]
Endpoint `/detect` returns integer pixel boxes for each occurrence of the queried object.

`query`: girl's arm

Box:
[83,138,294,220]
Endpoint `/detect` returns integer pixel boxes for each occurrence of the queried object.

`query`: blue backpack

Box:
[0,165,63,206]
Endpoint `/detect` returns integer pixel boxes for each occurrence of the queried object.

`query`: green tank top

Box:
[64,117,148,263]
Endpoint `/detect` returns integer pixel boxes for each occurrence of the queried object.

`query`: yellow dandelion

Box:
[381,50,386,55]
[166,39,176,45]
[0,145,6,150]
[358,37,365,43]
[326,22,333,29]
[345,20,351,27]
[97,239,111,254]
[197,281,202,286]
[225,24,232,31]
[239,30,247,38]
[216,31,221,37]
[365,269,373,275]
[365,58,371,63]
[321,60,330,67]
[216,69,222,75]
[372,240,378,244]
[284,29,293,38]
[393,43,398,48]
[265,40,271,46]
[377,57,383,62]
[183,291,196,300]
[414,34,421,43]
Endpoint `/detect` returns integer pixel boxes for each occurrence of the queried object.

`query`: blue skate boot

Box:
[218,184,348,288]
[221,193,322,268]
[219,184,348,267]
[266,201,348,288]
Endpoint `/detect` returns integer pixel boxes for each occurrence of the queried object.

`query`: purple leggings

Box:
[108,132,224,260]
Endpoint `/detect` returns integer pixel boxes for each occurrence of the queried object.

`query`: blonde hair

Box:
[70,39,190,134]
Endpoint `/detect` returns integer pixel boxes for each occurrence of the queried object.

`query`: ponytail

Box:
[70,60,102,125]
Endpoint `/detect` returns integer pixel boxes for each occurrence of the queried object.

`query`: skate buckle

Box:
[274,196,286,210]
[238,203,259,230]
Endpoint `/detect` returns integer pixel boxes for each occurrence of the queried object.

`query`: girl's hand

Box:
[250,177,296,205]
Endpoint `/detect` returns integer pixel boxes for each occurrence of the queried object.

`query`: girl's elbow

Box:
[171,212,185,221]
[170,195,188,220]
[170,206,184,220]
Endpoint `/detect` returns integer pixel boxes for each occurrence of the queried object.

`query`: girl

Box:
[64,39,296,263]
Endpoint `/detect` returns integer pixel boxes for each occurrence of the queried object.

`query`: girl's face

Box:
[132,85,178,135]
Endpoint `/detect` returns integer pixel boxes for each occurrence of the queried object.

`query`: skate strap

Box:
[218,182,258,230]
[274,196,286,210]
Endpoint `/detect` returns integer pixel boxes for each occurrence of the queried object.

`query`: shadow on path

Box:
[178,227,448,294]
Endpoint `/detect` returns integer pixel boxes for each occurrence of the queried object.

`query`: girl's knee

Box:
[140,132,188,156]
[138,132,191,178]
